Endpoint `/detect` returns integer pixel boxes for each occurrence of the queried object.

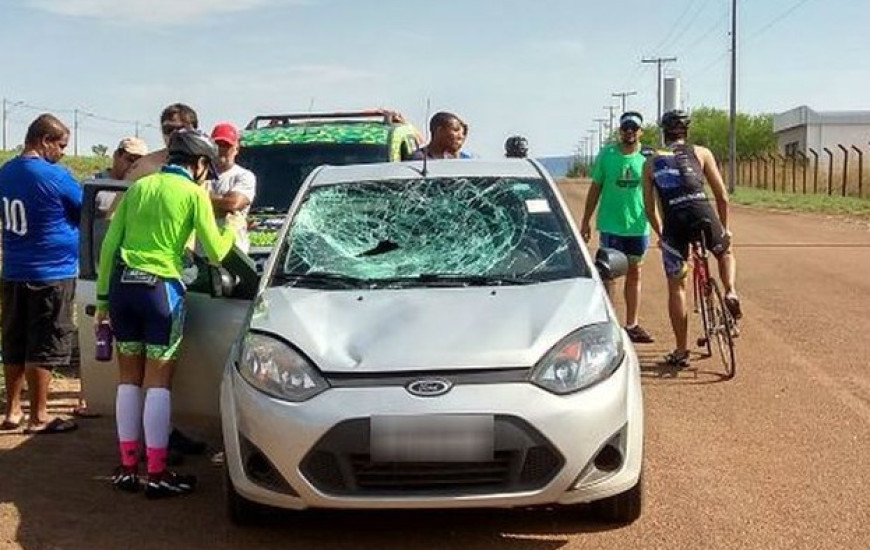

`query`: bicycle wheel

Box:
[694,270,713,356]
[708,280,737,379]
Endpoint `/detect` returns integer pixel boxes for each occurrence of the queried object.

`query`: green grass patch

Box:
[732,186,870,219]
[0,150,110,181]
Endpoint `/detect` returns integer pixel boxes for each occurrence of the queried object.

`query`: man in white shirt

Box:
[209,122,257,253]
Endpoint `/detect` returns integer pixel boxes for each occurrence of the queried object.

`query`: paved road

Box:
[1,182,868,550]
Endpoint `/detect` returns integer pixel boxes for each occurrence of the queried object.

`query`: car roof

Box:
[309,159,548,187]
[241,110,417,148]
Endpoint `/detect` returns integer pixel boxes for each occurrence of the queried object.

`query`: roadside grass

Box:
[0,150,109,181]
[732,186,870,219]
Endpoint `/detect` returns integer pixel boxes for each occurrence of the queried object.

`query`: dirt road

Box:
[2,182,868,550]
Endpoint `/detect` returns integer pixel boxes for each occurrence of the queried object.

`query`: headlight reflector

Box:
[237,333,328,402]
[531,323,625,394]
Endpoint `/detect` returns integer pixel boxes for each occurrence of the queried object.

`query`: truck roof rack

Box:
[245,110,406,130]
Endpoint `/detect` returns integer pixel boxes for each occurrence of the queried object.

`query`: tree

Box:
[637,107,775,159]
[91,144,109,157]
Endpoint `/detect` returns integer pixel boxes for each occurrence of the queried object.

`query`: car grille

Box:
[300,416,563,496]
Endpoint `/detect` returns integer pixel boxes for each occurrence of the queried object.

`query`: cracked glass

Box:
[271,176,588,288]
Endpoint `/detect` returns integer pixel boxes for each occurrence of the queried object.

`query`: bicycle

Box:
[690,221,737,380]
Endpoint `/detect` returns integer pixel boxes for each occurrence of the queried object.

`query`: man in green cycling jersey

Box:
[97,129,242,499]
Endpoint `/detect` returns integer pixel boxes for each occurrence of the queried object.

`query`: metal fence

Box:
[722,145,868,199]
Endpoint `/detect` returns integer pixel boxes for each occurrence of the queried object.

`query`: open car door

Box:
[77,179,258,420]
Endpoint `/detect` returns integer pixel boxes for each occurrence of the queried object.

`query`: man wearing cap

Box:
[580,111,654,344]
[94,137,149,217]
[208,122,256,253]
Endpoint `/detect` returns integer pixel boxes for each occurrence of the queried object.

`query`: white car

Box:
[219,159,644,524]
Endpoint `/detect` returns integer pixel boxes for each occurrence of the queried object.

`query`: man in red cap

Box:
[208,122,257,253]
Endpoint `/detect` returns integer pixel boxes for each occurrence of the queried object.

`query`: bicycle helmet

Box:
[167,128,220,177]
[660,109,691,130]
[168,128,219,163]
[505,135,529,158]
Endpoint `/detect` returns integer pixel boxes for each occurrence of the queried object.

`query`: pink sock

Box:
[146,447,168,476]
[119,440,139,469]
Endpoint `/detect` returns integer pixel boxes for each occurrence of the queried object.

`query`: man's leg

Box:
[2,364,26,426]
[717,249,737,296]
[24,365,54,426]
[624,263,641,327]
[667,276,690,354]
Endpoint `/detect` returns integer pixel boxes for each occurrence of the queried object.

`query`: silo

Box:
[663,76,682,113]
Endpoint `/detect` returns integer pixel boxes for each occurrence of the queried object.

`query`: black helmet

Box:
[167,128,219,168]
[660,110,691,130]
[505,135,529,158]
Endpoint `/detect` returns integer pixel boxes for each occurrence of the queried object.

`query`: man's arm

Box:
[211,191,251,216]
[642,158,663,238]
[696,146,729,232]
[580,152,605,241]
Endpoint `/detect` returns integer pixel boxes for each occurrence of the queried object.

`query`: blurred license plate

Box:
[370,415,494,462]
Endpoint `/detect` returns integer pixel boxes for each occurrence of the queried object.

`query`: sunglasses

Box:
[620,123,640,132]
[161,122,185,136]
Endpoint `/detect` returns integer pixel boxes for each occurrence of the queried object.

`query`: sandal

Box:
[0,418,22,431]
[72,407,101,419]
[23,417,78,435]
[663,349,691,369]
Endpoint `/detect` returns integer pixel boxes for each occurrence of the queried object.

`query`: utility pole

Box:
[135,120,140,138]
[593,118,608,149]
[2,98,7,151]
[641,56,677,124]
[587,129,597,162]
[728,0,738,193]
[612,91,637,114]
[73,108,80,157]
[604,105,619,136]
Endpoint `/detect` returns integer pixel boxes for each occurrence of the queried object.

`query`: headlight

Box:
[237,333,329,402]
[530,323,625,394]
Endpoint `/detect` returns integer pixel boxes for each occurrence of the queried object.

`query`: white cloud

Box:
[23,0,312,24]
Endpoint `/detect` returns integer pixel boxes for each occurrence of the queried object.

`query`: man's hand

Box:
[580,221,592,243]
[225,212,246,232]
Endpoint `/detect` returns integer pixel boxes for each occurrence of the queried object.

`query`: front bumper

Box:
[220,347,643,510]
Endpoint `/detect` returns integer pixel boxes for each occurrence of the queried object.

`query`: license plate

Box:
[370,415,494,462]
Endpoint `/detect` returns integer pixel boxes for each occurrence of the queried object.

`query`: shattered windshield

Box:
[270,176,588,288]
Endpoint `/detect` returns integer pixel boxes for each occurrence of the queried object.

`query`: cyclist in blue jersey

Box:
[0,114,80,434]
[642,110,741,368]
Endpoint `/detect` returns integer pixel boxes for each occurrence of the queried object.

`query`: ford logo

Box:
[406,378,453,397]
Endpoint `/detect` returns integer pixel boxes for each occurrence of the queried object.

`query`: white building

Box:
[774,106,870,156]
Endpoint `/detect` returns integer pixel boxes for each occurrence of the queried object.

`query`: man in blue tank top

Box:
[642,110,741,368]
[0,113,81,434]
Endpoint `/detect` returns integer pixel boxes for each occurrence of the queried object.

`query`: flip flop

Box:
[24,417,78,435]
[0,419,22,431]
[72,407,102,419]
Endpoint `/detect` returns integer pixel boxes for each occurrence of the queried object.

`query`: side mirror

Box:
[209,265,237,298]
[595,247,629,281]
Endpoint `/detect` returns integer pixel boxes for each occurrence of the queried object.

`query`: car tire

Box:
[225,467,267,525]
[588,474,643,525]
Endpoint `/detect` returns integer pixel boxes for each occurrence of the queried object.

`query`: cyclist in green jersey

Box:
[96,129,242,499]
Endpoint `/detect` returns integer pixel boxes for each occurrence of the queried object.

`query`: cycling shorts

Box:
[108,265,186,360]
[661,204,729,279]
[599,233,649,265]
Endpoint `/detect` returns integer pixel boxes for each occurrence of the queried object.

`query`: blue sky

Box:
[0,0,866,158]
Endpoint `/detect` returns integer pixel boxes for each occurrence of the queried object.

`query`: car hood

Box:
[251,278,610,373]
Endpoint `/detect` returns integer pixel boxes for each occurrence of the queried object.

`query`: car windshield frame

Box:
[269,174,590,289]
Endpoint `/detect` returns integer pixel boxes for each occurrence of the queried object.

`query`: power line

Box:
[651,0,707,55]
[746,0,814,42]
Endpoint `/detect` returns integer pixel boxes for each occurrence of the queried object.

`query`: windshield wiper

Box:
[278,272,372,289]
[377,274,536,288]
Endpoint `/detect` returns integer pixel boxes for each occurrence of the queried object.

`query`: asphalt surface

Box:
[1,182,868,550]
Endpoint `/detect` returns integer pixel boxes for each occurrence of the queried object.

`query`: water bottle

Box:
[95,321,114,362]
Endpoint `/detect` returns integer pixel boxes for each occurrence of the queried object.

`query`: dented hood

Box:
[250,278,610,373]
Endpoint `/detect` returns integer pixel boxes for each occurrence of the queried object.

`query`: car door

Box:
[77,179,256,419]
